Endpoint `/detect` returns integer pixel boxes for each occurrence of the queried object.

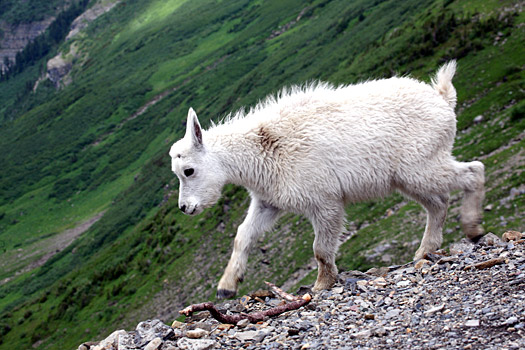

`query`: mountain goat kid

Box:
[169,61,485,299]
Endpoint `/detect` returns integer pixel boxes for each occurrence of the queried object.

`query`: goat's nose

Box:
[180,205,186,213]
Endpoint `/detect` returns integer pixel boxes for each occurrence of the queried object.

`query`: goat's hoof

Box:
[466,226,484,242]
[216,289,236,299]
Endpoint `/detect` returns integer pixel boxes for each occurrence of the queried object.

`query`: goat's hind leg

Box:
[454,160,485,240]
[410,193,450,260]
[217,195,281,299]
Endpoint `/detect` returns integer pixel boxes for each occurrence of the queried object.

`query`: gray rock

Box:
[478,232,503,246]
[117,332,137,350]
[384,309,401,319]
[504,316,518,326]
[372,327,387,337]
[186,328,208,339]
[449,239,475,255]
[236,318,251,328]
[177,337,216,350]
[351,329,371,338]
[135,319,174,346]
[464,319,480,327]
[424,304,444,315]
[92,330,126,350]
[144,337,162,350]
[234,330,259,342]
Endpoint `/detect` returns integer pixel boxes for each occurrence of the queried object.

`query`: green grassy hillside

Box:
[0,0,523,349]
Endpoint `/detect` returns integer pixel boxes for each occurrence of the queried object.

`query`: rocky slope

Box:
[0,19,54,69]
[77,230,525,350]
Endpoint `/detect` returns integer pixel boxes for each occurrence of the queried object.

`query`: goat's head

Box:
[169,108,224,215]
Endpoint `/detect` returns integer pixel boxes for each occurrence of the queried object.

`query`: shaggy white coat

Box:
[169,61,485,298]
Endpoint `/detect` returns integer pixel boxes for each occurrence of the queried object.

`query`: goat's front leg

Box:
[310,204,344,292]
[217,196,281,299]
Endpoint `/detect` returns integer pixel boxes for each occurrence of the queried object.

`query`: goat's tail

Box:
[431,60,457,110]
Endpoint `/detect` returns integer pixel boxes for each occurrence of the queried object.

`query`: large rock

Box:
[0,18,54,69]
[46,54,73,87]
[66,0,122,40]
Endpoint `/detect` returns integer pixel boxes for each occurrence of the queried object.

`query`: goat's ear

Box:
[185,107,203,148]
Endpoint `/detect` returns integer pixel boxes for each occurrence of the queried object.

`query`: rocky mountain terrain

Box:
[77,230,525,350]
[0,1,523,349]
[0,19,54,69]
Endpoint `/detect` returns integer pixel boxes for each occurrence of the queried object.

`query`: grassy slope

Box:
[0,0,523,348]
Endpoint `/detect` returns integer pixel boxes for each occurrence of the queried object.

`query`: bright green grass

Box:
[149,23,238,92]
[128,0,188,34]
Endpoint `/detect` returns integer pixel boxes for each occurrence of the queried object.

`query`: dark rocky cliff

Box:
[0,19,54,70]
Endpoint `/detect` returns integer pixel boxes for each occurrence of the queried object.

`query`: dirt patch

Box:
[0,211,105,285]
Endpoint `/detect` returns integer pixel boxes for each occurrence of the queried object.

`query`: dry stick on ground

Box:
[179,285,312,324]
[264,281,301,302]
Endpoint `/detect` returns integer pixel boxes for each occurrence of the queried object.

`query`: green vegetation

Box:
[1,0,90,81]
[0,0,68,24]
[0,0,523,349]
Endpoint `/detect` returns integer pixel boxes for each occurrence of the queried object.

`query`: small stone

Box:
[186,328,208,339]
[236,319,250,328]
[449,239,475,255]
[502,231,523,242]
[384,309,401,319]
[370,277,388,287]
[504,316,518,326]
[239,295,251,308]
[373,327,387,337]
[234,330,259,342]
[437,256,458,264]
[171,320,185,329]
[144,337,162,350]
[473,115,483,123]
[366,266,389,277]
[364,314,375,320]
[415,259,431,269]
[92,330,126,350]
[287,327,300,336]
[136,319,174,345]
[250,289,274,299]
[332,286,344,294]
[396,280,411,287]
[465,320,480,327]
[484,204,493,211]
[478,233,503,246]
[217,324,233,331]
[424,304,444,315]
[352,329,372,338]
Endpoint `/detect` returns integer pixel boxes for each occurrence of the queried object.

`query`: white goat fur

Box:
[169,61,485,298]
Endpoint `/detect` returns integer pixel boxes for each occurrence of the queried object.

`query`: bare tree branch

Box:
[264,281,301,302]
[179,293,312,325]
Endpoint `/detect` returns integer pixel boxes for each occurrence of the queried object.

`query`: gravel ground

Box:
[79,231,525,350]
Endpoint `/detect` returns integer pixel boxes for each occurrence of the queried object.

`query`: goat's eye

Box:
[184,168,194,177]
